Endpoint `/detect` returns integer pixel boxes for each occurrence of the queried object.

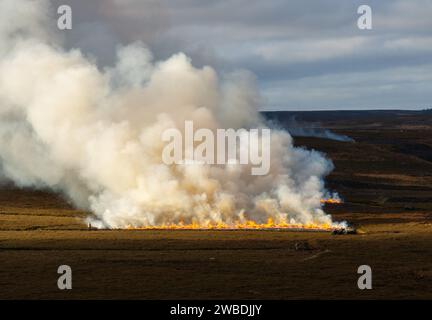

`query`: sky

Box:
[51,0,432,111]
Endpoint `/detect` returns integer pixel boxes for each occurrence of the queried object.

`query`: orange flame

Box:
[126,218,336,231]
[126,219,333,231]
[320,198,342,205]
[124,198,343,231]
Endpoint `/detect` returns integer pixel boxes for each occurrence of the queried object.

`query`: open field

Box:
[1,110,432,299]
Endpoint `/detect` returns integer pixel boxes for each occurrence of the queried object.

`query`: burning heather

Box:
[126,219,334,231]
[0,0,346,230]
[320,196,343,205]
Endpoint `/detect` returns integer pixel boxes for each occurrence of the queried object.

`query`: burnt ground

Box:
[0,110,432,299]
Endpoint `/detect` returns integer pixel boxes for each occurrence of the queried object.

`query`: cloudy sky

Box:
[52,0,432,111]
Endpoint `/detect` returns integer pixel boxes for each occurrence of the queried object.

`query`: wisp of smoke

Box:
[268,116,354,142]
[287,126,354,142]
[0,0,341,229]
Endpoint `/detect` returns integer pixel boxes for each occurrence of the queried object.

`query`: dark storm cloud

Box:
[51,0,432,110]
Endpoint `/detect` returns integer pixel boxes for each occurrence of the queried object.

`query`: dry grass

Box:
[1,111,432,299]
[0,197,431,299]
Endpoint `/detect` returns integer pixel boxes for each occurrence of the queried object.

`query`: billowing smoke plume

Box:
[0,0,339,228]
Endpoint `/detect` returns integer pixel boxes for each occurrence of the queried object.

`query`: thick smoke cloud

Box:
[0,0,338,228]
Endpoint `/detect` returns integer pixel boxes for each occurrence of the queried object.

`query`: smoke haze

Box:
[0,0,339,228]
[283,118,354,142]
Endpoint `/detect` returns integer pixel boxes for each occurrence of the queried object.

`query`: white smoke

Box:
[0,0,339,229]
[287,126,354,142]
[266,116,354,142]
